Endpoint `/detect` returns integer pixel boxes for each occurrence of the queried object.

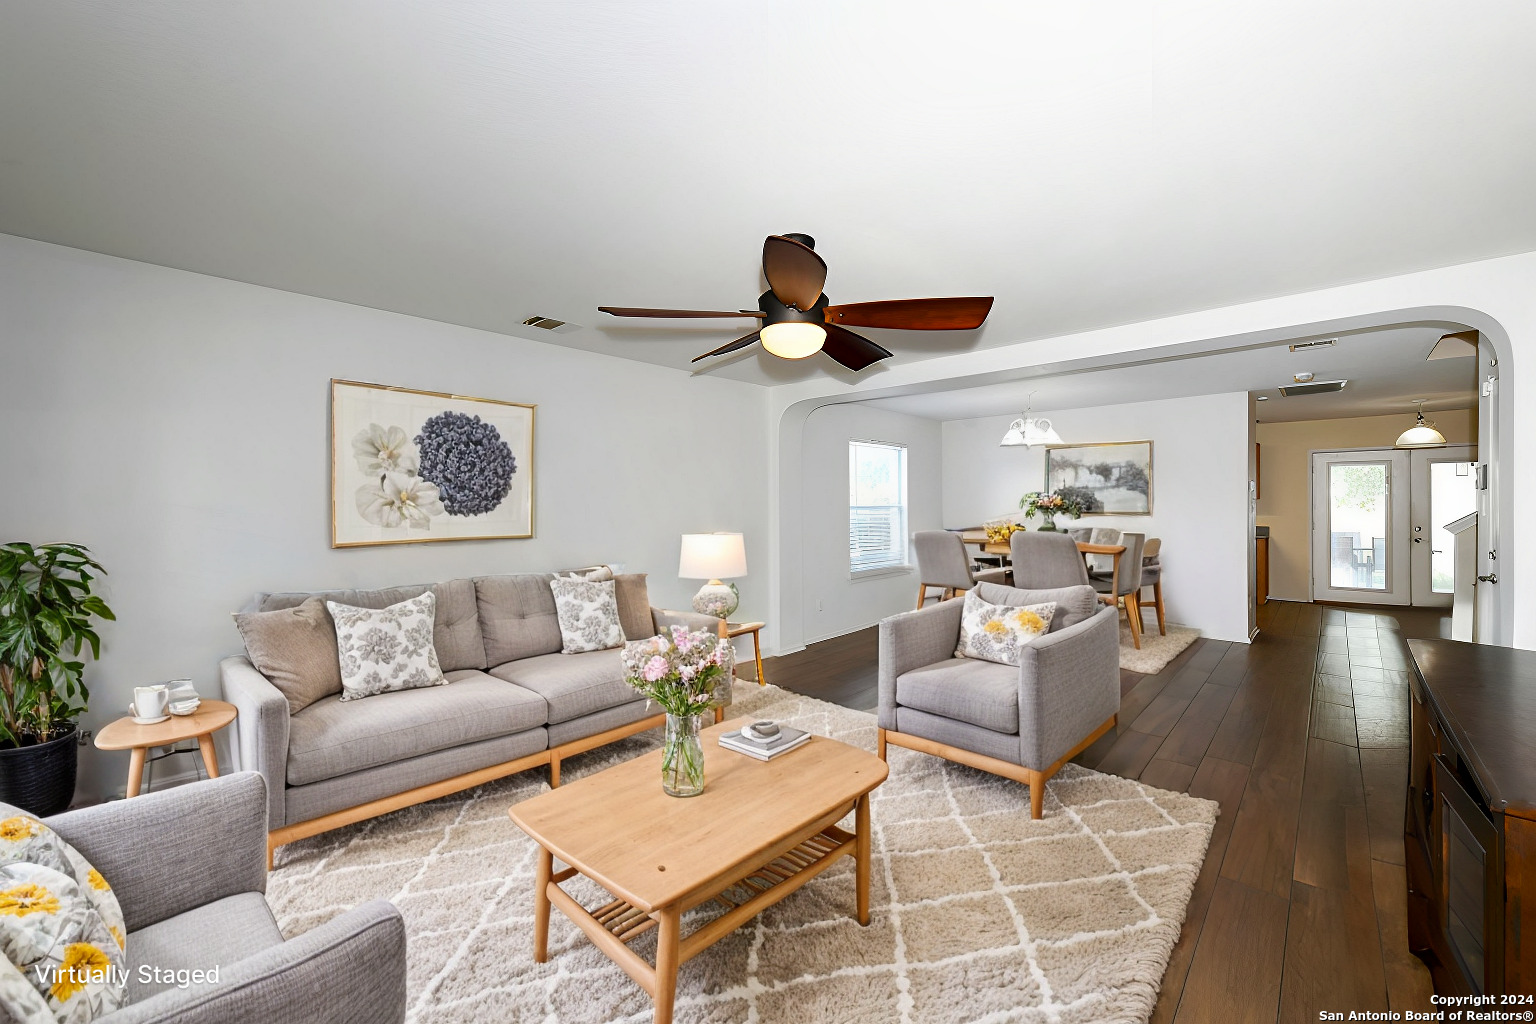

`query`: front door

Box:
[1311,450,1412,605]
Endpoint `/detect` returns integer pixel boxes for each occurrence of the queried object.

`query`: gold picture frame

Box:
[331,379,536,547]
[1044,440,1153,515]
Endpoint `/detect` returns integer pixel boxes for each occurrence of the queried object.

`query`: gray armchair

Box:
[877,582,1121,819]
[41,773,406,1024]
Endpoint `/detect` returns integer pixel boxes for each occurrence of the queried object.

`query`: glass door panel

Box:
[1409,445,1476,608]
[1312,450,1411,605]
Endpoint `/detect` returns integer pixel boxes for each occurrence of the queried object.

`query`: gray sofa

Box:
[876,581,1121,819]
[43,772,406,1023]
[221,572,723,862]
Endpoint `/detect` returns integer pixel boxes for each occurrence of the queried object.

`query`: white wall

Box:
[799,404,942,643]
[940,393,1253,643]
[0,235,771,803]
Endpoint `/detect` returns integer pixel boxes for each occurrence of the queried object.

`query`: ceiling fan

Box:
[598,234,994,371]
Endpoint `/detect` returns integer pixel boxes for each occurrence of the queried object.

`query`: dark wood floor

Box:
[763,599,1445,1023]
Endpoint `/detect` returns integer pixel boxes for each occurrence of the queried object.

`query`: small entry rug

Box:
[1118,620,1201,675]
[268,682,1217,1024]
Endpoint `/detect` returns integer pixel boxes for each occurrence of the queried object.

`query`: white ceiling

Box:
[2,2,1534,387]
[861,325,1481,422]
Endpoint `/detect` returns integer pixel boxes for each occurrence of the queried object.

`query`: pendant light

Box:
[1395,400,1447,448]
[1000,393,1063,447]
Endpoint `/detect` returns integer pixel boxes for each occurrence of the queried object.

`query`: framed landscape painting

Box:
[1044,441,1152,515]
[331,379,535,547]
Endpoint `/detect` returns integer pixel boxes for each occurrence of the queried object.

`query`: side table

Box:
[95,699,238,797]
[724,621,767,686]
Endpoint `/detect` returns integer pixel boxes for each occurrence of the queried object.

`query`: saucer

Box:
[132,714,170,725]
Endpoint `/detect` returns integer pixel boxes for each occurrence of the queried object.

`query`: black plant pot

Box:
[0,725,78,816]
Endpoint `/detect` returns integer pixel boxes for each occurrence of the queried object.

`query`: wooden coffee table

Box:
[508,717,887,1024]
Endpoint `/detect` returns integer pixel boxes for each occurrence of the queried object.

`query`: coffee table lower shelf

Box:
[533,808,869,1024]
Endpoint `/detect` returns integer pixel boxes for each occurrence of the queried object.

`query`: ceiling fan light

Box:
[760,322,826,359]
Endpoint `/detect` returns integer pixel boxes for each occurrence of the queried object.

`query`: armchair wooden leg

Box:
[1124,594,1143,650]
[1153,580,1167,635]
[916,584,929,611]
[877,728,888,761]
[1029,770,1045,820]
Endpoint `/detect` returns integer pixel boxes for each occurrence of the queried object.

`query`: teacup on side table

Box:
[95,700,238,798]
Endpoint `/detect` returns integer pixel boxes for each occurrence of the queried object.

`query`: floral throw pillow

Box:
[954,592,1057,667]
[328,592,448,701]
[0,808,128,1023]
[549,577,626,654]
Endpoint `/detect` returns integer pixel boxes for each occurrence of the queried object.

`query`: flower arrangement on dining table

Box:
[1019,490,1086,526]
[622,626,734,795]
[983,520,1026,544]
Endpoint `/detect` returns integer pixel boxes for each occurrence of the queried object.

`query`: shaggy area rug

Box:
[268,682,1217,1024]
[1118,621,1201,674]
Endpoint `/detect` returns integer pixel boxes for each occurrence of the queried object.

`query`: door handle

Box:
[1478,573,1499,584]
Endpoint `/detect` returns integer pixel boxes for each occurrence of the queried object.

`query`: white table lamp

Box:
[679,533,747,620]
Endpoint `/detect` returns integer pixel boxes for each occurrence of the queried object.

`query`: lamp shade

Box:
[1395,404,1447,449]
[999,415,1063,448]
[679,533,747,580]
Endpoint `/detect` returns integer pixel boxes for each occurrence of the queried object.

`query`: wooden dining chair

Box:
[1089,532,1145,648]
[1138,538,1167,636]
[912,531,1009,609]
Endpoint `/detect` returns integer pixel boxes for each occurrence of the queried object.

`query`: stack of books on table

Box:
[719,724,811,761]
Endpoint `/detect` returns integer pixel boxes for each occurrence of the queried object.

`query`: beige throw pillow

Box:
[613,574,655,641]
[233,597,344,714]
[954,591,1057,666]
[549,577,626,654]
[329,592,447,701]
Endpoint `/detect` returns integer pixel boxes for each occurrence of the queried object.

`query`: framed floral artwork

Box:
[331,380,535,547]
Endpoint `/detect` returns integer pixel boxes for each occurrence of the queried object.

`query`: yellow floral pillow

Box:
[0,809,127,1023]
[954,593,1057,666]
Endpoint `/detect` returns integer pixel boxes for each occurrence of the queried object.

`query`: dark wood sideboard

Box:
[1406,639,1536,995]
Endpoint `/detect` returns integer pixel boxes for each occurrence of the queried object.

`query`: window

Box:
[849,440,908,573]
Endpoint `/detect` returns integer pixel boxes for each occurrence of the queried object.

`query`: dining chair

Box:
[1008,531,1090,588]
[1090,531,1146,648]
[1138,538,1167,636]
[1069,526,1122,574]
[912,531,1010,609]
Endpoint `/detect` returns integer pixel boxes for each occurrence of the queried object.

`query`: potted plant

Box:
[621,626,732,797]
[0,542,115,815]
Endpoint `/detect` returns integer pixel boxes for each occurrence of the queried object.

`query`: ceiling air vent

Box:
[1278,379,1349,397]
[522,316,567,330]
[1289,338,1336,352]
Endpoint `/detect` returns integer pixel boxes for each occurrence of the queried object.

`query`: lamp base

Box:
[692,580,739,619]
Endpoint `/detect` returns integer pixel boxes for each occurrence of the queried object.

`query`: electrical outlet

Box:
[76,730,92,747]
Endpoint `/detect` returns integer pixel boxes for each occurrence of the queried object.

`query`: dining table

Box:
[960,529,1129,582]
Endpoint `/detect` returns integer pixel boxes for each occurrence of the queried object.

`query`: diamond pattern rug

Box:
[267,682,1217,1024]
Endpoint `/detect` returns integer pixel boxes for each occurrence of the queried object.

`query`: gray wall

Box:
[0,235,771,802]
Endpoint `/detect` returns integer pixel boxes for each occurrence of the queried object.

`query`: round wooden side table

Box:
[94,699,238,798]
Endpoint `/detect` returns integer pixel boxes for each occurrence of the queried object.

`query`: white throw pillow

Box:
[954,591,1057,666]
[328,592,447,701]
[549,577,626,654]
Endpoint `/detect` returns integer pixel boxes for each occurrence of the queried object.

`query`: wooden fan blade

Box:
[824,296,994,330]
[598,306,765,319]
[762,236,827,311]
[820,324,892,372]
[691,331,762,363]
